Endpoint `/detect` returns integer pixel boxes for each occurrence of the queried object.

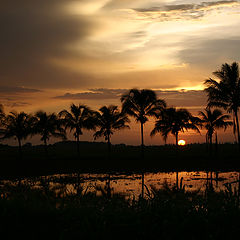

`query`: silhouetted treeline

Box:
[1,62,240,159]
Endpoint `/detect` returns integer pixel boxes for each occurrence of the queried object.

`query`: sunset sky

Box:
[1,0,240,145]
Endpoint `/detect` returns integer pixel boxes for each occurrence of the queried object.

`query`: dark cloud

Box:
[0,86,41,94]
[0,0,97,88]
[135,1,237,12]
[54,88,207,108]
[178,37,240,69]
[54,88,128,100]
[4,102,31,108]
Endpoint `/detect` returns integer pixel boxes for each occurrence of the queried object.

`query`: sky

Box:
[1,0,240,145]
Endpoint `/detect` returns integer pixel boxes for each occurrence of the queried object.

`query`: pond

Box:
[2,171,239,198]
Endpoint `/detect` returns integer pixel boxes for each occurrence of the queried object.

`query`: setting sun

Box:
[178,140,186,146]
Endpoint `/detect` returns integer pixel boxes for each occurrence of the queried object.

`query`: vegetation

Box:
[0,112,33,159]
[197,108,232,153]
[59,104,96,156]
[93,105,129,153]
[33,111,66,157]
[121,89,166,158]
[151,107,200,147]
[0,180,240,239]
[204,62,240,147]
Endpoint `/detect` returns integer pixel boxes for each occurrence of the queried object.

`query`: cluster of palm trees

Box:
[0,62,240,158]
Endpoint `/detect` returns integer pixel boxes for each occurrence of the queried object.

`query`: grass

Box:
[0,179,240,239]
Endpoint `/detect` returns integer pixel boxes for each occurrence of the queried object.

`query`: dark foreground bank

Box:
[0,141,239,177]
[0,181,240,240]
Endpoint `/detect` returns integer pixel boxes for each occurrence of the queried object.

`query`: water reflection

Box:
[0,171,240,198]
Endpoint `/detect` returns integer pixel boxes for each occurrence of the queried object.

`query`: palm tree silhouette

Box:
[93,105,130,154]
[59,104,96,156]
[34,111,66,157]
[151,108,200,147]
[121,89,166,158]
[197,108,232,154]
[1,111,33,159]
[204,62,240,147]
[0,105,5,136]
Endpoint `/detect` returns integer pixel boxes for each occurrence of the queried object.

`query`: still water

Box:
[2,171,240,198]
[46,171,240,197]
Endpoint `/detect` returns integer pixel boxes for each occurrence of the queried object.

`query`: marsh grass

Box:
[0,179,240,239]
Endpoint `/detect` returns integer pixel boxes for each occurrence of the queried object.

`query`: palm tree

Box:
[0,105,5,136]
[151,108,200,147]
[59,104,96,156]
[93,105,130,154]
[198,108,232,153]
[121,89,166,158]
[34,111,66,157]
[1,111,33,159]
[204,62,240,147]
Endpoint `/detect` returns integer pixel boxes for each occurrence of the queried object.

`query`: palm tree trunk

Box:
[17,137,22,186]
[107,134,111,154]
[175,132,179,148]
[140,122,144,159]
[141,172,145,198]
[209,133,213,157]
[44,138,48,158]
[234,110,240,149]
[76,134,80,157]
[17,137,22,160]
[215,132,218,156]
[206,134,209,152]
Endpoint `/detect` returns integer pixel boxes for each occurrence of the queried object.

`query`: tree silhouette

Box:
[197,108,232,154]
[0,105,5,137]
[93,105,129,154]
[34,111,66,157]
[204,62,240,147]
[1,111,33,159]
[59,104,96,156]
[121,89,166,158]
[151,108,200,147]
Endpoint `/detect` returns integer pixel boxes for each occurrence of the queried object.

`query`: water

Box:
[2,171,239,198]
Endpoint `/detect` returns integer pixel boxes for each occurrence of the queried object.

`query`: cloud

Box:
[178,37,240,69]
[0,86,41,94]
[54,88,207,108]
[3,102,31,108]
[133,0,239,20]
[0,0,98,88]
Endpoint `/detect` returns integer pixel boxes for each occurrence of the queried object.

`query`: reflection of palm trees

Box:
[197,108,232,155]
[34,111,66,157]
[204,62,240,147]
[151,108,200,148]
[59,104,96,156]
[1,111,32,159]
[121,89,166,158]
[93,105,130,154]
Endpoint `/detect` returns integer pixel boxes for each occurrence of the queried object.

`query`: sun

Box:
[178,139,186,146]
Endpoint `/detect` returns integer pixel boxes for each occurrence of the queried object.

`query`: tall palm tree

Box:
[204,62,240,147]
[1,111,33,158]
[121,89,166,158]
[93,105,130,153]
[59,104,96,156]
[34,111,66,156]
[151,108,200,147]
[0,105,5,136]
[198,108,232,153]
